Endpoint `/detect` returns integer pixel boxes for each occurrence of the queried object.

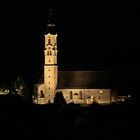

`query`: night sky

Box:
[0,0,138,95]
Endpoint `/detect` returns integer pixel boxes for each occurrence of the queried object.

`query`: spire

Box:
[48,9,53,24]
[46,9,56,35]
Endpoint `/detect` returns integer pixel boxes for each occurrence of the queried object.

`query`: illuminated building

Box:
[33,12,114,105]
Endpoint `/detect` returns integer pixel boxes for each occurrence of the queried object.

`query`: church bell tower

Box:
[44,10,58,103]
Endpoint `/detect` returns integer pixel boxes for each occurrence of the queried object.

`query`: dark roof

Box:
[57,71,113,89]
[45,23,57,35]
[45,9,57,35]
[37,71,114,89]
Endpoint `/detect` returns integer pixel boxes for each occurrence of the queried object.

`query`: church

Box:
[33,16,115,105]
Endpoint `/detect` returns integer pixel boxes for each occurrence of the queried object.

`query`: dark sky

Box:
[0,0,138,92]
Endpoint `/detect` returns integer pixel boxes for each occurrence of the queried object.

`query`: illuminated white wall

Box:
[34,84,45,104]
[57,89,111,104]
[33,25,113,105]
[44,32,58,104]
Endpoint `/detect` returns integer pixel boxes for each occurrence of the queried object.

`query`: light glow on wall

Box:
[99,90,103,93]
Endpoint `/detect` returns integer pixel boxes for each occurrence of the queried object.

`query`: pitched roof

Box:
[36,71,114,89]
[57,71,113,89]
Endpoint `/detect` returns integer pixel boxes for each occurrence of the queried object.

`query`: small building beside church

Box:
[33,15,116,105]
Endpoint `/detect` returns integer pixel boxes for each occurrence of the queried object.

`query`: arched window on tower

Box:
[47,51,49,55]
[50,51,52,55]
[48,37,51,44]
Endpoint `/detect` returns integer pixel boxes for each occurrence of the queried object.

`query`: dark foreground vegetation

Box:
[0,94,138,139]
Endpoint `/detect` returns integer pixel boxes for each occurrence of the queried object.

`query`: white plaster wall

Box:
[36,84,45,104]
[36,84,44,95]
[44,65,58,103]
[57,89,111,104]
[45,33,57,47]
[38,98,45,104]
[43,33,58,104]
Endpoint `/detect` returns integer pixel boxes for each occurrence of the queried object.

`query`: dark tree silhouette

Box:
[54,92,66,111]
[9,76,30,100]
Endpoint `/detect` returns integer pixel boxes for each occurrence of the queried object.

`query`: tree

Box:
[54,92,66,104]
[13,76,30,99]
[54,92,66,111]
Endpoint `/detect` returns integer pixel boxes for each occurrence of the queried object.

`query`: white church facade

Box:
[33,18,114,105]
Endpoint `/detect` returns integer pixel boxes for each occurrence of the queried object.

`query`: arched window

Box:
[40,90,44,98]
[50,51,52,55]
[79,91,82,100]
[70,91,73,99]
[48,37,51,44]
[47,51,49,55]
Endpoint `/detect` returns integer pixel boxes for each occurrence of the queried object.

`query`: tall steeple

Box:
[48,9,53,24]
[46,9,57,35]
[44,9,58,104]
